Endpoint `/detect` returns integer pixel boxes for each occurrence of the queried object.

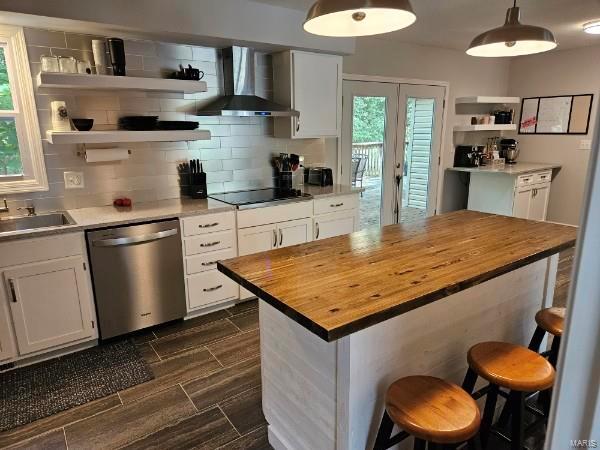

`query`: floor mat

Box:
[0,339,154,432]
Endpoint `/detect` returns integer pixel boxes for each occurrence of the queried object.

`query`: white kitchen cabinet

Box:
[514,184,551,221]
[180,211,239,314]
[273,50,342,139]
[314,210,358,240]
[4,256,95,355]
[0,233,97,363]
[238,224,277,256]
[277,218,312,248]
[466,170,553,221]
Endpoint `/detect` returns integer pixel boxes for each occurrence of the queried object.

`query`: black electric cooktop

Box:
[209,188,312,208]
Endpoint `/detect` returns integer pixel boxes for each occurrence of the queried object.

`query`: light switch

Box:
[64,171,85,189]
[579,139,592,150]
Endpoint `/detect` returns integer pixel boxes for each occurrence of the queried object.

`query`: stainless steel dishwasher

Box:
[87,219,186,339]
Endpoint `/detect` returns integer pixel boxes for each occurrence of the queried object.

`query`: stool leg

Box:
[480,384,499,448]
[528,326,546,352]
[548,335,561,368]
[462,368,478,394]
[539,336,561,416]
[496,392,513,430]
[373,410,394,450]
[414,438,426,450]
[509,391,525,450]
[468,437,483,450]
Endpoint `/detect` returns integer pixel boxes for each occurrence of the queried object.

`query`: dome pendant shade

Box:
[467,6,557,57]
[304,0,416,37]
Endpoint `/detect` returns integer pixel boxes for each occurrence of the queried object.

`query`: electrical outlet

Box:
[579,139,592,150]
[64,171,85,189]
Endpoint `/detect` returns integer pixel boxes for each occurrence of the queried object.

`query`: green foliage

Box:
[0,48,21,176]
[0,119,22,175]
[352,96,386,143]
[0,48,13,110]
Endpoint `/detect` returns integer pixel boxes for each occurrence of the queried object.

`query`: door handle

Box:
[279,229,283,246]
[315,222,320,239]
[92,228,178,247]
[273,229,277,247]
[200,241,221,248]
[203,285,222,292]
[198,222,219,228]
[7,278,17,303]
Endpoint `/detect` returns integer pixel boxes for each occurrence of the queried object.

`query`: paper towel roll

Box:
[85,148,129,163]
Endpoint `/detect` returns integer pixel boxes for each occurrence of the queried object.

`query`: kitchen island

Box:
[218,210,576,450]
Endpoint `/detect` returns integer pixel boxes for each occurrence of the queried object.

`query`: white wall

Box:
[342,37,512,212]
[508,45,600,225]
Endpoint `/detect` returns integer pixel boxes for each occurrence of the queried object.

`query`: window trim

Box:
[0,25,47,194]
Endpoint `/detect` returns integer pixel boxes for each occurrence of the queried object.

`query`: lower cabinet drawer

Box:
[185,248,237,275]
[187,270,238,310]
[184,231,235,256]
[313,194,358,215]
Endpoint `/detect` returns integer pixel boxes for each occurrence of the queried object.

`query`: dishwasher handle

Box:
[92,228,178,247]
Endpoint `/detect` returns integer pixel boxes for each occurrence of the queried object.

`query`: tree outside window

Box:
[0,46,22,177]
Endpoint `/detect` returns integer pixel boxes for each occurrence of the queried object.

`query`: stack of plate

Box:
[157,121,199,131]
[118,116,159,131]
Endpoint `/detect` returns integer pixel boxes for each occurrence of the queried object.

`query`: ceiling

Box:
[254,0,600,51]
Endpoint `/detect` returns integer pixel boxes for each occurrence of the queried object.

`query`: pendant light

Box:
[466,0,557,57]
[303,0,416,37]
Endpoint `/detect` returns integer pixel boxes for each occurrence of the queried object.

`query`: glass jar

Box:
[40,55,59,72]
[58,56,77,73]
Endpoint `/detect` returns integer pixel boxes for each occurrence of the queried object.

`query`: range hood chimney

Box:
[196,46,299,117]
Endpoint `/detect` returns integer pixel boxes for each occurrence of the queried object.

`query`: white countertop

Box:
[0,186,361,242]
[447,162,561,175]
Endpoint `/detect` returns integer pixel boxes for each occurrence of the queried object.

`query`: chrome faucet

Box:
[0,199,8,213]
[17,205,36,216]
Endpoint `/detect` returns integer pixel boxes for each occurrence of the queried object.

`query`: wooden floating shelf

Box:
[455,96,521,105]
[453,124,517,132]
[37,72,207,94]
[46,130,211,145]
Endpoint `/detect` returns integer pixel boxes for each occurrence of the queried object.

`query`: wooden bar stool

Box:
[373,376,481,450]
[529,307,565,367]
[462,342,555,450]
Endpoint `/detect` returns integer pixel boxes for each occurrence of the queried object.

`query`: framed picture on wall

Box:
[518,94,594,135]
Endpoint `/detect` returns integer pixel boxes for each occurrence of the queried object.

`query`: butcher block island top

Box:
[218,210,577,341]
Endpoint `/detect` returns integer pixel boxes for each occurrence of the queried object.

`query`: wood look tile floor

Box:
[0,250,574,450]
[0,298,270,450]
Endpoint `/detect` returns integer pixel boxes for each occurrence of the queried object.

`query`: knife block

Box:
[190,172,207,199]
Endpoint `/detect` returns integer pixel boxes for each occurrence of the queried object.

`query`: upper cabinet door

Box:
[238,223,277,256]
[277,218,313,248]
[273,51,342,139]
[5,256,94,355]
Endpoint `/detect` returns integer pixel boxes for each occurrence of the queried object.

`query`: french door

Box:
[341,80,445,228]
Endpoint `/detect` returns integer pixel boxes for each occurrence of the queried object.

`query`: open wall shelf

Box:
[453,124,517,132]
[455,96,521,105]
[37,72,207,94]
[46,130,211,145]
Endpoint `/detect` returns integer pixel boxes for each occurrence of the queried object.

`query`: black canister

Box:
[107,38,126,76]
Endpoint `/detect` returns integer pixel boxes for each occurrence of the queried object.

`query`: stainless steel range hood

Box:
[197,46,299,117]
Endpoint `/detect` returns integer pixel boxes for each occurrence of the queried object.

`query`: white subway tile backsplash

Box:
[24,28,67,48]
[10,28,326,211]
[158,43,193,60]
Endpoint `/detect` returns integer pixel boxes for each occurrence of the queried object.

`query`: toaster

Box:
[306,167,333,186]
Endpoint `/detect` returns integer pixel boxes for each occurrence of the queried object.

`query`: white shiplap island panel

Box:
[260,257,557,449]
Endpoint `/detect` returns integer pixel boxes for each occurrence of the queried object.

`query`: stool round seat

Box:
[385,376,481,444]
[468,341,555,392]
[535,307,565,337]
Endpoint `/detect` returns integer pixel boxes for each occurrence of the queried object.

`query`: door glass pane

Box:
[0,118,22,176]
[401,97,435,222]
[351,96,386,229]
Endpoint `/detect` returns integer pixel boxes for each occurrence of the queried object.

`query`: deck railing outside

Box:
[352,142,383,177]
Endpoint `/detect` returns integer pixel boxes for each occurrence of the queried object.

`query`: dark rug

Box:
[0,339,154,432]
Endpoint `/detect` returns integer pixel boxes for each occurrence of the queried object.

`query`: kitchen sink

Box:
[0,212,75,233]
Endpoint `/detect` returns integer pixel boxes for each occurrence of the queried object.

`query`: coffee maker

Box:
[454,145,483,168]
